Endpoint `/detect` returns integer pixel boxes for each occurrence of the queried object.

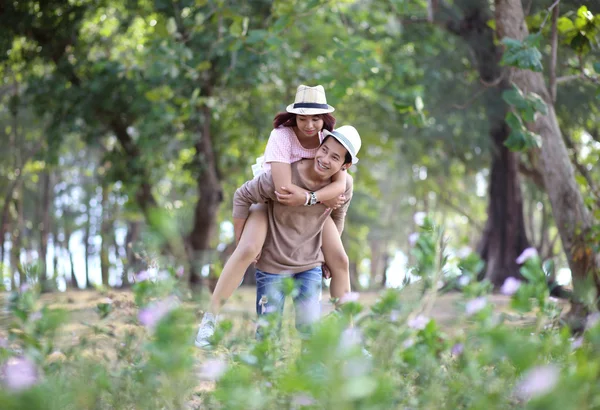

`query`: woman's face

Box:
[295,115,324,139]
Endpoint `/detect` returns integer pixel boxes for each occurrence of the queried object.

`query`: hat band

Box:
[293,102,330,109]
[330,130,356,157]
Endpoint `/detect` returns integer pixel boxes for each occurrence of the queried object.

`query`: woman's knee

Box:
[236,240,262,260]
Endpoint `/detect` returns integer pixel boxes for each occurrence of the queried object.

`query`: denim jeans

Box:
[255,266,322,339]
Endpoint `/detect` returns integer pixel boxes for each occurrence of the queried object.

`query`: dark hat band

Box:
[293,103,330,109]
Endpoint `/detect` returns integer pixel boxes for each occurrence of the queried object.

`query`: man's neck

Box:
[298,159,330,189]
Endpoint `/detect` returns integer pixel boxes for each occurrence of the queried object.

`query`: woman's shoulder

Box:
[269,126,294,140]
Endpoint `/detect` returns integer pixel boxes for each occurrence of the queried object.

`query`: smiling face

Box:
[313,137,350,178]
[295,115,324,139]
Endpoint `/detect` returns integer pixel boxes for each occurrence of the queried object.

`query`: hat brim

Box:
[322,129,359,164]
[286,104,335,115]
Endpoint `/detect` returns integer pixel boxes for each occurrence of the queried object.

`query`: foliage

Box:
[1,225,600,409]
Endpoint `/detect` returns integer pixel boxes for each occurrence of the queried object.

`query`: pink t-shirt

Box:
[262,127,323,171]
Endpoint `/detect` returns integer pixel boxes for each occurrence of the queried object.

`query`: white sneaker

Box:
[195,312,217,348]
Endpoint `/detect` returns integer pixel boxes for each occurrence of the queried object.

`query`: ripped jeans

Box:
[255,266,322,340]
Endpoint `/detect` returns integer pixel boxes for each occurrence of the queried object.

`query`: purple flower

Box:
[339,327,363,351]
[409,232,420,246]
[138,297,178,330]
[339,292,360,304]
[136,270,151,282]
[458,276,470,287]
[413,212,426,226]
[19,283,30,293]
[291,393,316,407]
[1,356,39,391]
[586,312,600,330]
[0,338,8,348]
[199,358,227,381]
[402,338,415,348]
[571,337,583,350]
[516,247,538,264]
[465,297,487,316]
[451,343,464,356]
[500,277,522,296]
[407,315,430,330]
[29,312,42,322]
[176,266,185,277]
[457,246,472,259]
[515,364,560,400]
[390,310,401,322]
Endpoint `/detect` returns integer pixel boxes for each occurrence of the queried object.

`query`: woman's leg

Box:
[210,203,268,314]
[321,217,351,300]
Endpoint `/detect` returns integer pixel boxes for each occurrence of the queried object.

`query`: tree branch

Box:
[437,192,483,231]
[518,161,545,190]
[549,2,559,102]
[563,133,600,199]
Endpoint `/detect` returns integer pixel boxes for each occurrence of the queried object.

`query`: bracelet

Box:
[304,192,310,206]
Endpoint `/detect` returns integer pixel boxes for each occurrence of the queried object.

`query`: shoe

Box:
[195,312,216,348]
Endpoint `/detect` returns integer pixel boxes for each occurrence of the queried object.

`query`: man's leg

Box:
[293,266,323,338]
[255,269,286,340]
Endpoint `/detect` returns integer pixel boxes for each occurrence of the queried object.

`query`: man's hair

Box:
[322,135,352,165]
[273,112,336,131]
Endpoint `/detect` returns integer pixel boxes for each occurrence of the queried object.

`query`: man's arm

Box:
[330,174,354,234]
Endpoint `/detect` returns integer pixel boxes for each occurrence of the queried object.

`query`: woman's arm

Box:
[315,169,346,203]
[271,162,309,206]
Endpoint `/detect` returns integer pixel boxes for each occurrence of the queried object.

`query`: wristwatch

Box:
[308,191,318,206]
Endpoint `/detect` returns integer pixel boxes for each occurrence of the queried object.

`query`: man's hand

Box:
[275,186,307,206]
[321,194,345,210]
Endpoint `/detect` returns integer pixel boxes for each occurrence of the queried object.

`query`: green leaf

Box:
[502,85,525,107]
[527,93,547,115]
[500,37,543,72]
[557,17,575,34]
[487,19,496,30]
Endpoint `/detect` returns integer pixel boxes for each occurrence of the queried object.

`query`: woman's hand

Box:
[321,194,345,210]
[275,186,307,206]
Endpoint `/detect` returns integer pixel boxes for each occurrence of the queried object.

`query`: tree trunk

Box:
[84,199,91,289]
[445,2,531,287]
[39,170,52,279]
[100,182,111,286]
[494,0,599,321]
[187,105,223,289]
[349,260,360,291]
[124,220,142,286]
[477,124,529,286]
[11,185,25,286]
[64,228,76,288]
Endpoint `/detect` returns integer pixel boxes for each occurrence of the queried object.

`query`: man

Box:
[195,125,361,345]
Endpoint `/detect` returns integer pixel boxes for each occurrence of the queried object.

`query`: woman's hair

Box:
[273,112,336,132]
[322,136,353,165]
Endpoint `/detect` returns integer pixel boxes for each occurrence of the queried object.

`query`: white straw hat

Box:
[286,85,335,115]
[322,125,362,164]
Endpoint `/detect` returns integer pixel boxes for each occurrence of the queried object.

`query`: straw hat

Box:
[286,84,335,115]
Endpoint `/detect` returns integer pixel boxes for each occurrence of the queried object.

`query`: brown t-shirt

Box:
[232,160,353,274]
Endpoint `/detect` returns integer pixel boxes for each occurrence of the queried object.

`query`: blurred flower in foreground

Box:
[515,364,560,400]
[465,297,487,316]
[291,393,316,407]
[586,312,600,330]
[500,277,521,296]
[409,232,420,247]
[516,247,538,264]
[199,358,227,381]
[451,343,464,356]
[339,292,359,304]
[176,266,185,277]
[1,356,39,391]
[136,270,151,282]
[413,212,426,226]
[138,297,178,330]
[407,315,430,330]
[339,327,363,352]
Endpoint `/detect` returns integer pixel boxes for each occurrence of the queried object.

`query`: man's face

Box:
[314,137,348,178]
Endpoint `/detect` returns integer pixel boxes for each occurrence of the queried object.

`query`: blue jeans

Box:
[255,266,322,339]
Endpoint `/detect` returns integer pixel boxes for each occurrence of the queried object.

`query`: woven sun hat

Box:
[322,125,361,165]
[285,84,335,115]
